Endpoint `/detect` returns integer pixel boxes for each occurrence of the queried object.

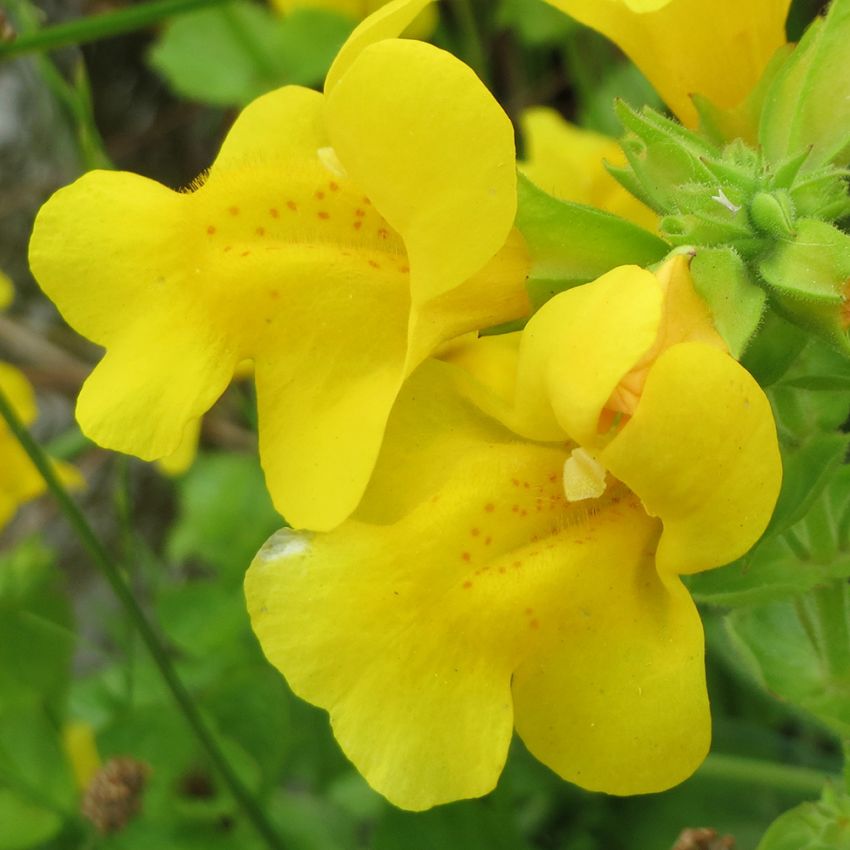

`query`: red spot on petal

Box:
[529,619,540,630]
[223,246,232,253]
[548,472,558,482]
[353,221,363,230]
[228,206,239,216]
[241,250,251,257]
[485,503,495,513]
[256,227,266,236]
[463,580,473,589]
[270,290,279,299]
[512,478,520,487]
[329,181,340,192]
[287,200,298,212]
[470,528,480,537]
[270,208,279,218]
[525,608,533,615]
[513,561,522,569]
[484,537,492,545]
[315,190,325,200]
[377,228,389,239]
[206,225,216,235]
[368,260,380,269]
[318,211,330,220]
[362,196,372,205]
[355,208,366,217]
[461,552,471,562]
[399,265,410,273]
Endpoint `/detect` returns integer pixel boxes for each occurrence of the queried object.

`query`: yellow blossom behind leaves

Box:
[0,363,83,531]
[0,270,13,310]
[29,0,529,531]
[519,107,657,231]
[542,0,792,126]
[246,258,781,810]
[62,722,102,791]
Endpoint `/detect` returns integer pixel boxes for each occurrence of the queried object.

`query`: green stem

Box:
[453,0,488,85]
[220,4,281,82]
[0,0,229,60]
[809,584,850,682]
[0,388,285,850]
[699,753,836,798]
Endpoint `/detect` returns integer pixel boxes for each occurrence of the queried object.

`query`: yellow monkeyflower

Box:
[0,270,12,310]
[29,0,529,531]
[246,256,781,810]
[0,363,82,531]
[519,107,657,231]
[543,0,792,126]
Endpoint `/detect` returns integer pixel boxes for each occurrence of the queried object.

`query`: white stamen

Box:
[711,187,741,214]
[317,146,348,179]
[256,528,312,563]
[562,448,608,502]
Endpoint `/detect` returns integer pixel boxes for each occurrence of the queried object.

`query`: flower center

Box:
[562,447,608,502]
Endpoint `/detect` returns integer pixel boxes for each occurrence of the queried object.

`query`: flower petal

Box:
[156,417,202,477]
[253,258,410,531]
[209,85,327,173]
[325,38,517,303]
[543,0,791,126]
[513,560,709,794]
[601,342,782,574]
[324,0,435,93]
[0,363,83,530]
[76,311,236,460]
[29,171,189,345]
[514,265,662,444]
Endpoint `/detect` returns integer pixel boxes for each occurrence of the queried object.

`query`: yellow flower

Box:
[29,0,529,531]
[542,0,792,126]
[0,270,12,310]
[519,107,657,231]
[0,363,83,531]
[246,256,781,810]
[63,722,102,792]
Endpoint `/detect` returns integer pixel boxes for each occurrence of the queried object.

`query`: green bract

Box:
[600,1,850,360]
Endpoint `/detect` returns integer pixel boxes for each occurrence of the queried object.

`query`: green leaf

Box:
[757,785,850,850]
[148,2,353,107]
[690,246,767,358]
[0,702,76,850]
[758,220,850,353]
[0,789,62,850]
[167,452,282,583]
[768,435,850,537]
[515,173,669,308]
[742,310,809,387]
[760,0,850,168]
[688,463,850,607]
[726,582,850,738]
[0,539,74,711]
